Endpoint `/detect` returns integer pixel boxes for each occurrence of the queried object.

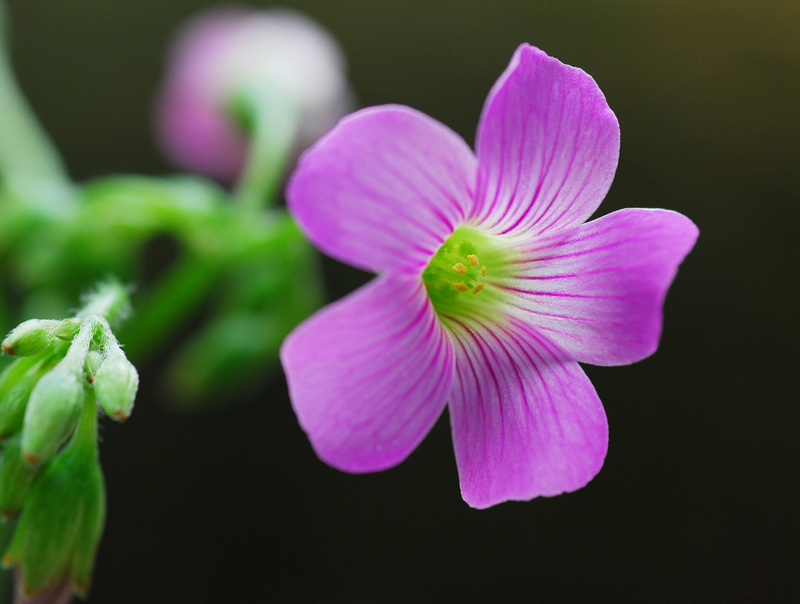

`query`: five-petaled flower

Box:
[281,44,698,508]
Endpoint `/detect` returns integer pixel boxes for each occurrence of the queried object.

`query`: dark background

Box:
[4,0,799,602]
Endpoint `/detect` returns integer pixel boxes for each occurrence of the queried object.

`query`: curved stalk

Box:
[0,31,71,202]
[233,92,299,212]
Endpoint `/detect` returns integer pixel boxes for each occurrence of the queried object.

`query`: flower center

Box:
[422,227,508,317]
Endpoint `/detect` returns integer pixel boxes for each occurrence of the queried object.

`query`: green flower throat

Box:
[422,227,510,317]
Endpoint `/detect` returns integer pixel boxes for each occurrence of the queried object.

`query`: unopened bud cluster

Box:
[0,282,138,599]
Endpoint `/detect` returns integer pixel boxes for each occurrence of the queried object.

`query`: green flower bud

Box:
[1,320,62,357]
[55,319,81,341]
[93,345,138,422]
[0,437,42,517]
[20,363,86,467]
[3,400,105,598]
[83,350,104,381]
[20,318,96,466]
[0,356,57,439]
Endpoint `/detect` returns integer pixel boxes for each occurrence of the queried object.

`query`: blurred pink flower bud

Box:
[155,5,351,181]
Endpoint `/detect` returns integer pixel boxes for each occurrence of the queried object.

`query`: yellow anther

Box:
[452,263,468,275]
[472,284,485,295]
[453,282,469,293]
[467,254,479,266]
[481,266,486,276]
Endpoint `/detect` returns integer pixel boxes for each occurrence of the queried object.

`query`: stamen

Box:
[423,226,509,313]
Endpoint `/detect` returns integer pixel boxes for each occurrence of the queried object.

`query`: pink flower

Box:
[155,6,351,181]
[281,45,698,508]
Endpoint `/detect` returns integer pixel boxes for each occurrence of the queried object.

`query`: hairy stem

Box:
[71,390,99,458]
[77,281,131,328]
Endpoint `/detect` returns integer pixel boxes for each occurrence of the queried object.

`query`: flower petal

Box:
[501,208,699,366]
[444,315,607,508]
[473,44,620,236]
[287,105,477,276]
[281,275,455,472]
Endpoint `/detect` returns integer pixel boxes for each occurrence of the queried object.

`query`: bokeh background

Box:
[4,0,799,602]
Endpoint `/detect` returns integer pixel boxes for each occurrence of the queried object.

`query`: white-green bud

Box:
[84,350,104,381]
[20,363,86,466]
[1,320,62,357]
[93,346,138,422]
[55,319,81,341]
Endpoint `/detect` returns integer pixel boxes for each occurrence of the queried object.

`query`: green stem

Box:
[0,515,14,604]
[120,254,222,361]
[0,36,71,201]
[71,390,98,457]
[77,281,131,328]
[120,212,301,361]
[234,93,299,213]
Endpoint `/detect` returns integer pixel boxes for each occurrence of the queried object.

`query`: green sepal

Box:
[0,355,57,439]
[70,470,106,596]
[0,436,42,517]
[3,400,104,596]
